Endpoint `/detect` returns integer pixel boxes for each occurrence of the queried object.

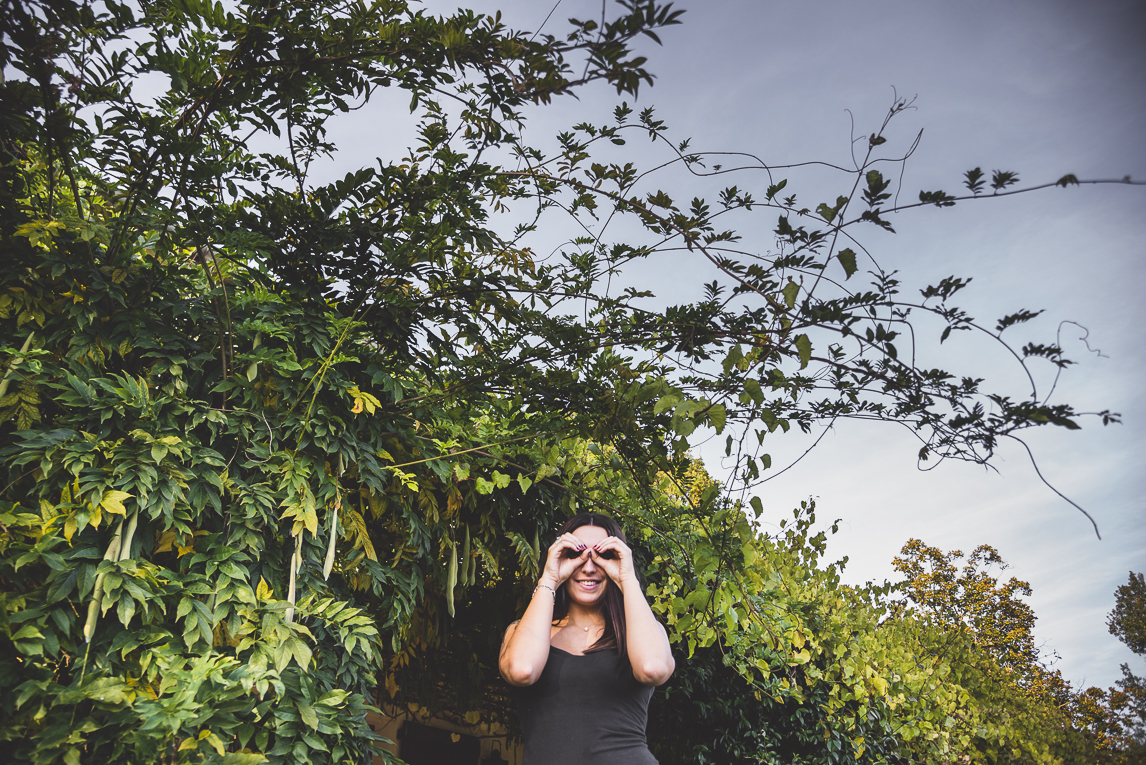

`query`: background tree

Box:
[1110,571,1146,757]
[1075,571,1146,762]
[893,539,1042,681]
[1109,573,1146,657]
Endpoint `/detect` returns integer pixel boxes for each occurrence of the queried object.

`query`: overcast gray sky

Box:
[320,0,1146,691]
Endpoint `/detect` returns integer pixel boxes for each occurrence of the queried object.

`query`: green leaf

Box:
[837,248,857,280]
[782,281,799,309]
[491,471,511,489]
[177,598,193,620]
[742,378,763,405]
[274,640,291,672]
[706,404,727,434]
[222,755,268,765]
[11,625,44,641]
[286,636,312,668]
[794,335,812,370]
[298,701,319,730]
[474,476,494,495]
[317,689,350,707]
[654,393,682,415]
[117,593,136,628]
[722,344,744,373]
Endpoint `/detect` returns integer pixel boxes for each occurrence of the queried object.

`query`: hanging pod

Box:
[446,538,458,618]
[460,525,471,587]
[83,510,137,642]
[285,534,303,623]
[324,456,345,581]
[118,510,139,560]
[323,491,341,580]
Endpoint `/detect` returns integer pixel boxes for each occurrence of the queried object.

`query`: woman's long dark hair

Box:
[550,512,634,664]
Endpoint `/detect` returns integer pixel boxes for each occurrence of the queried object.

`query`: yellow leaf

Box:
[203,732,226,756]
[256,577,273,600]
[303,505,318,535]
[99,490,132,517]
[347,509,377,562]
[359,391,380,414]
[154,530,177,553]
[176,534,200,557]
[347,386,380,415]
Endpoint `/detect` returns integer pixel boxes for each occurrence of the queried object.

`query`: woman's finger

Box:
[542,534,590,583]
[547,534,583,556]
[592,536,630,555]
[566,533,589,547]
[590,537,633,583]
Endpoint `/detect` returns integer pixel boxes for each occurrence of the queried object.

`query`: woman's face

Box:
[564,524,610,608]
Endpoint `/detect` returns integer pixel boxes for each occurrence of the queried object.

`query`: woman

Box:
[499,513,675,764]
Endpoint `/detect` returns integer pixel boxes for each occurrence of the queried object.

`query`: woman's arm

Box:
[619,576,675,686]
[498,532,585,687]
[594,537,675,687]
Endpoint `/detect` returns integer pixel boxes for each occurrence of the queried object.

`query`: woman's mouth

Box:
[575,579,603,591]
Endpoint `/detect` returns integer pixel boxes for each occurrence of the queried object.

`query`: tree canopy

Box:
[1,0,1141,763]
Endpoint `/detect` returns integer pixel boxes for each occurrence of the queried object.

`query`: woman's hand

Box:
[539,532,591,587]
[589,536,636,587]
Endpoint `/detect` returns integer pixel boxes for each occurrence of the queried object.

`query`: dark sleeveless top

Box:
[513,646,658,765]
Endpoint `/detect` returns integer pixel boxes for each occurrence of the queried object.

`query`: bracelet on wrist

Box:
[533,583,556,599]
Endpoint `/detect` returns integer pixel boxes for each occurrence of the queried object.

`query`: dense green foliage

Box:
[1,0,1139,763]
[1087,572,1146,762]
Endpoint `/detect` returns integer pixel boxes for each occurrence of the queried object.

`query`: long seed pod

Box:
[323,492,341,580]
[84,516,126,642]
[285,534,302,623]
[530,527,540,567]
[460,525,471,588]
[446,539,458,618]
[469,546,479,587]
[117,510,139,562]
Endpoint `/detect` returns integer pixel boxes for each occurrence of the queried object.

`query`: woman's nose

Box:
[580,553,598,572]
